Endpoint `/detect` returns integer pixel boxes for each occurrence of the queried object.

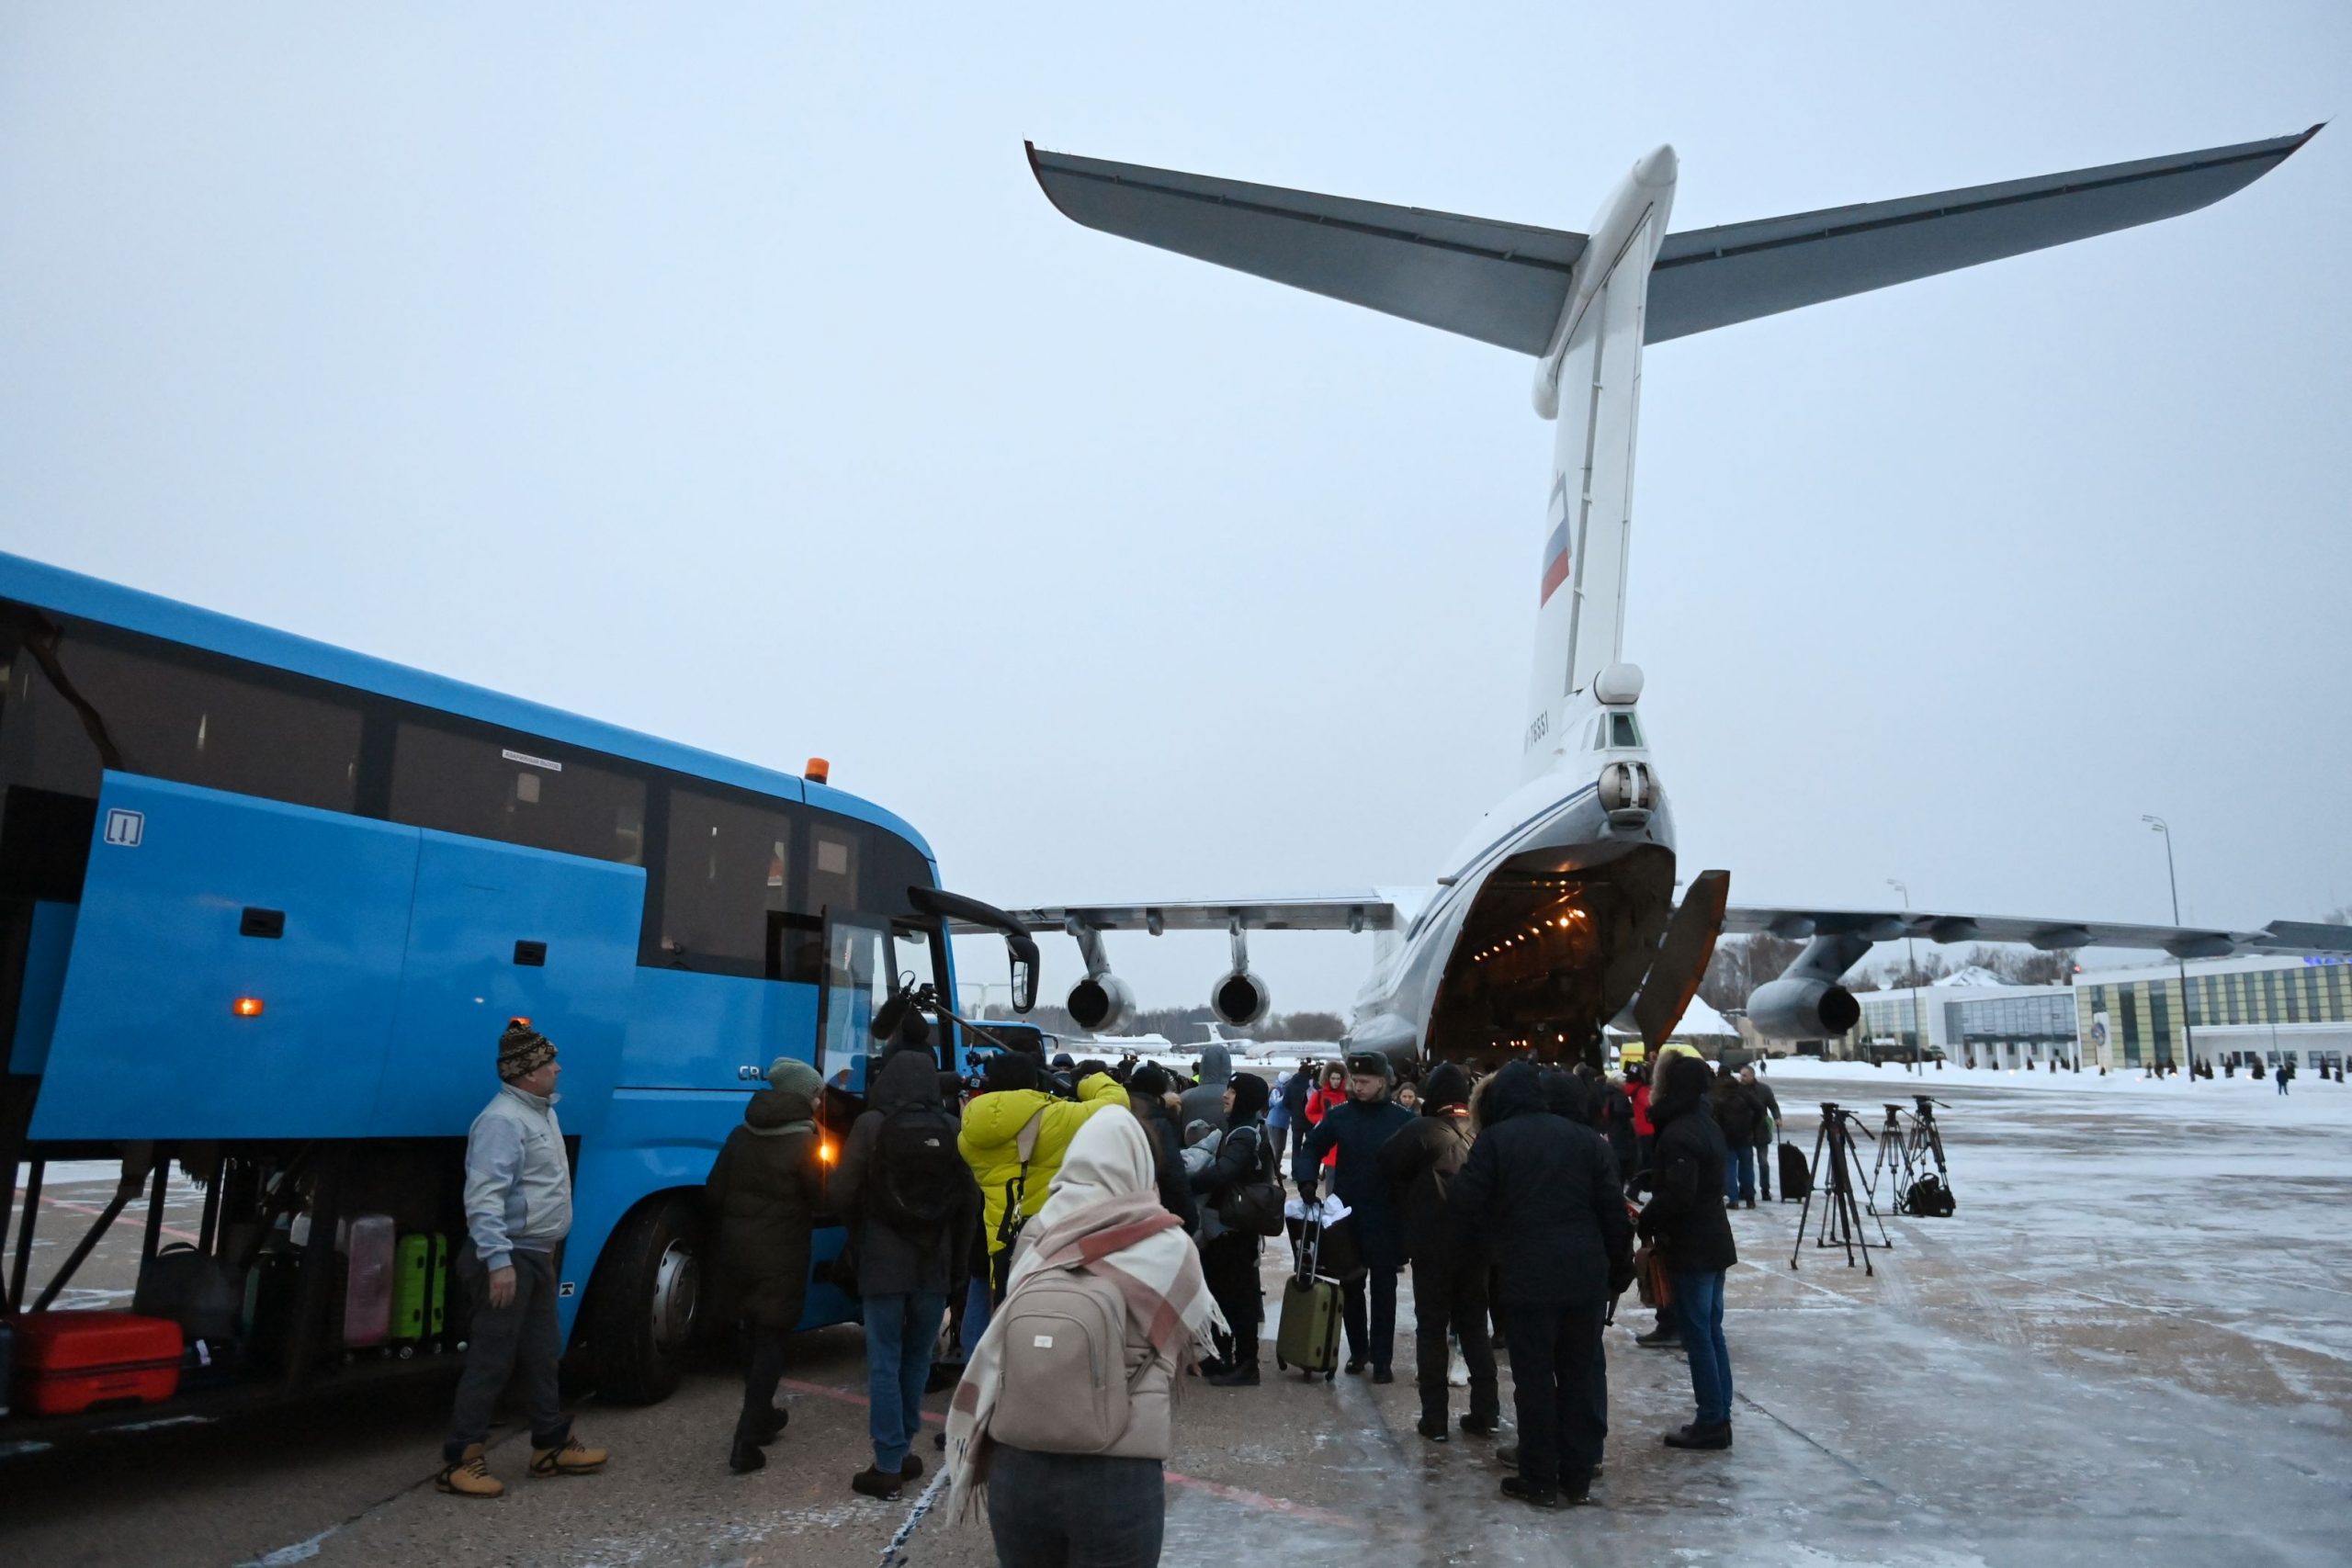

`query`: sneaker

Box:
[435,1442,503,1499]
[1372,1367,1395,1385]
[1416,1416,1450,1443]
[1634,1325,1680,1349]
[1206,1362,1261,1387]
[1662,1421,1734,1450]
[1500,1474,1559,1509]
[851,1466,903,1500]
[1459,1414,1500,1438]
[528,1436,607,1478]
[899,1452,923,1481]
[1448,1349,1470,1387]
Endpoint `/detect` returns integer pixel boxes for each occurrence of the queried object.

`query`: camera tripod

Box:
[1791,1102,1892,1274]
[1871,1096,1958,1217]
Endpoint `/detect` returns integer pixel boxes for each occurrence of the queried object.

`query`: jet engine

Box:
[1747,976,1861,1041]
[1067,973,1136,1035]
[1210,970,1272,1029]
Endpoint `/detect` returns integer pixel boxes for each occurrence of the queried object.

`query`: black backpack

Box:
[869,1103,967,1232]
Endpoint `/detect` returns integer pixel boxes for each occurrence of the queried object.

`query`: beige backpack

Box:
[987,1266,1143,1454]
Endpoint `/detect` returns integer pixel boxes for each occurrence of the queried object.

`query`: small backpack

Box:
[870,1103,967,1231]
[989,1266,1144,1454]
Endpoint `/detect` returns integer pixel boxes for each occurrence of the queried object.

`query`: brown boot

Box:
[436,1443,504,1499]
[529,1435,609,1477]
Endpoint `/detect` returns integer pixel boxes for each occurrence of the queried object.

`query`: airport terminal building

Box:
[1838,976,2079,1068]
[2075,953,2352,1073]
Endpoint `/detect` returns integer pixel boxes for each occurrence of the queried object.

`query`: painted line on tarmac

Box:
[776,1377,1359,1533]
[42,1191,204,1247]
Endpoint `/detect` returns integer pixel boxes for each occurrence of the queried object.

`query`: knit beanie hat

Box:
[1129,1063,1170,1098]
[498,1021,556,1083]
[1421,1061,1472,1113]
[766,1056,822,1099]
[1227,1071,1272,1120]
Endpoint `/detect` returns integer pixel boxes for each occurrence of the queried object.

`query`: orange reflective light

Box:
[804,757,831,785]
[819,1139,837,1165]
[509,1015,532,1028]
[232,997,265,1018]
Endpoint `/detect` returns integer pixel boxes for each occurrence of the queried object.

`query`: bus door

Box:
[812,914,889,1102]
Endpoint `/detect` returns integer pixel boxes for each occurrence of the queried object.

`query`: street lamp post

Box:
[2143,815,2194,1078]
[1888,878,1922,1073]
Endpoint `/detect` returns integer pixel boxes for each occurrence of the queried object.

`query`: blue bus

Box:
[0,550,1036,1423]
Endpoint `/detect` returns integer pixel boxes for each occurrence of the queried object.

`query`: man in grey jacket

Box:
[436,1021,609,1499]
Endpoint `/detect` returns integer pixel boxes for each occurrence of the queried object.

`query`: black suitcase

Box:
[1778,1142,1811,1201]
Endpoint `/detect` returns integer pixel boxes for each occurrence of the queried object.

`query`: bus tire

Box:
[584,1190,704,1405]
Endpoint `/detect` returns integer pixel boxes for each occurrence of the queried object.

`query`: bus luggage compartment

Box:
[27,773,642,1141]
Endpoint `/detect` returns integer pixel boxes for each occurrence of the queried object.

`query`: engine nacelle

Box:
[1747,976,1861,1041]
[1067,973,1136,1035]
[1209,970,1272,1029]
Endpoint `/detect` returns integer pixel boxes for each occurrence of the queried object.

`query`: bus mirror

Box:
[1009,936,1040,1014]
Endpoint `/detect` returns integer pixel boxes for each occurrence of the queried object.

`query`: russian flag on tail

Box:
[1539,520,1570,606]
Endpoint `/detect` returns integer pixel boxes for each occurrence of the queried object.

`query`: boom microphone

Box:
[870,982,919,1042]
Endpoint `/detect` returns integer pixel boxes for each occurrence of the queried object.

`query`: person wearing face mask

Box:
[1294,1051,1415,1381]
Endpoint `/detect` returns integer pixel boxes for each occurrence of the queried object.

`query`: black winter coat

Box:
[1295,1094,1416,1269]
[1376,1109,1479,1269]
[1594,1082,1638,1175]
[833,1048,981,1297]
[1712,1079,1764,1147]
[1448,1062,1631,1306]
[1638,1063,1737,1274]
[705,1086,822,1328]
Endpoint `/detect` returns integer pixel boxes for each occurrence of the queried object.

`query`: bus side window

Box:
[389,720,645,865]
[660,787,799,978]
[0,612,363,813]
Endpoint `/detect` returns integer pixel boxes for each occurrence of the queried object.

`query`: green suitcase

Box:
[391,1233,448,1352]
[1276,1274,1340,1381]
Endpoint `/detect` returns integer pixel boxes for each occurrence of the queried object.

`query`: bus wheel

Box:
[586,1191,703,1404]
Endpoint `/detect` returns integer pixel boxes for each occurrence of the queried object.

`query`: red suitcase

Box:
[12,1311,183,1416]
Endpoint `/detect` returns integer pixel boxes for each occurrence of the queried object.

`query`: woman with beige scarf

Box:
[945,1110,1225,1567]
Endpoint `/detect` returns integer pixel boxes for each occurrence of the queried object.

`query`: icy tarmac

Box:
[1,1066,2346,1567]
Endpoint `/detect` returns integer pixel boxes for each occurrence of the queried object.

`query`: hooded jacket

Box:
[957,1070,1129,1257]
[1637,1055,1737,1273]
[704,1066,823,1327]
[1178,1042,1235,1134]
[1190,1073,1272,1242]
[833,1047,981,1297]
[1449,1061,1632,1305]
[1711,1076,1765,1147]
[1376,1063,1481,1269]
[1126,1069,1201,1234]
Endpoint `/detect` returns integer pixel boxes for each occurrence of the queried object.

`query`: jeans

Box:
[1341,1266,1398,1371]
[1724,1145,1756,1204]
[862,1292,945,1472]
[1409,1253,1498,1427]
[986,1443,1165,1568]
[446,1247,568,1461]
[1493,1299,1607,1491]
[958,1274,994,1361]
[1667,1269,1733,1426]
[1754,1140,1775,1201]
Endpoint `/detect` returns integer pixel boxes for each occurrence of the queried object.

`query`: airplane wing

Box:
[1723,905,2352,962]
[945,892,1404,937]
[1026,128,2319,352]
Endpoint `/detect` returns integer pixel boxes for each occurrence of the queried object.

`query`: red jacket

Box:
[1630,1080,1654,1138]
[1305,1085,1344,1168]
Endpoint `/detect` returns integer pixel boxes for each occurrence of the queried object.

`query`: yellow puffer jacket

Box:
[958,1073,1128,1255]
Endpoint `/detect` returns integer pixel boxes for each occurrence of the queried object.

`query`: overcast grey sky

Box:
[4,4,2346,1016]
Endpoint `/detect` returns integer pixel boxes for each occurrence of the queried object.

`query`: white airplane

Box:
[975,128,2347,1064]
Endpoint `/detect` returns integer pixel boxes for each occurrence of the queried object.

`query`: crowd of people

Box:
[434,1016,1770,1561]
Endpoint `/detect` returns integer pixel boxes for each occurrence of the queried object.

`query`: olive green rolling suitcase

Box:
[1274,1213,1340,1381]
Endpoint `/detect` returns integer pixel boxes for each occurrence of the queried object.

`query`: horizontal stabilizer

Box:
[1645,126,2322,342]
[1026,143,1581,353]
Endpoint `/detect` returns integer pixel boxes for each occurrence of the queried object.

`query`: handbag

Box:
[1634,1240,1673,1310]
[1214,1125,1285,1238]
